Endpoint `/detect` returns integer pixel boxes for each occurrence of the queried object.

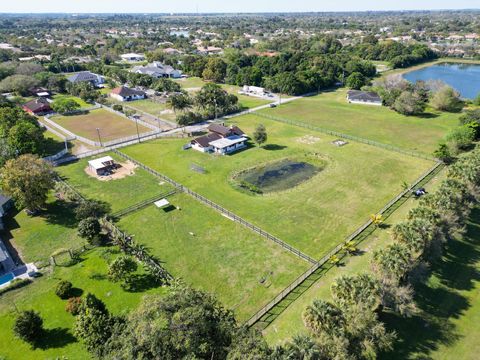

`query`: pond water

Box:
[238,159,322,193]
[403,62,480,99]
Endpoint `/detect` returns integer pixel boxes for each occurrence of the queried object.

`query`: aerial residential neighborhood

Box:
[0,2,479,360]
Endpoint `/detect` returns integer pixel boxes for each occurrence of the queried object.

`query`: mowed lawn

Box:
[262,169,447,345]
[2,194,83,263]
[0,248,167,360]
[50,108,151,142]
[118,193,310,321]
[121,113,434,259]
[120,99,177,122]
[56,153,172,213]
[259,89,460,155]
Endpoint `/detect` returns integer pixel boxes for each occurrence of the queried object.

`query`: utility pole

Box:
[96,128,103,147]
[135,118,141,143]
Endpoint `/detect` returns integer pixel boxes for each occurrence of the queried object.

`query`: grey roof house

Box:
[0,193,13,231]
[131,62,182,79]
[346,90,382,106]
[68,71,105,86]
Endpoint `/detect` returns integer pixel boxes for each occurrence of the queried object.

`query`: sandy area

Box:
[297,135,320,145]
[85,160,137,181]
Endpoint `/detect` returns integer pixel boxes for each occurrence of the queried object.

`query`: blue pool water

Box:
[403,62,480,99]
[0,272,14,285]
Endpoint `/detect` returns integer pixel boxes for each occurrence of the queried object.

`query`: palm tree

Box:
[372,243,412,282]
[370,213,383,227]
[331,274,380,311]
[284,334,323,360]
[302,299,344,336]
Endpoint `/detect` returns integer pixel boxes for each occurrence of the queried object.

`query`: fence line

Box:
[112,149,317,264]
[244,160,443,327]
[112,190,177,218]
[254,112,437,162]
[98,103,160,131]
[44,148,69,162]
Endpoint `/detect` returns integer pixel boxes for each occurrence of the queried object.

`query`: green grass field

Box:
[121,113,433,259]
[118,99,177,121]
[262,169,447,344]
[259,89,460,155]
[2,194,83,263]
[56,153,172,213]
[173,76,207,89]
[50,108,151,142]
[118,193,309,321]
[0,247,167,360]
[51,94,91,109]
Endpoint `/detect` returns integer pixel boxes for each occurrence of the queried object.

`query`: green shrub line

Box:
[0,278,33,297]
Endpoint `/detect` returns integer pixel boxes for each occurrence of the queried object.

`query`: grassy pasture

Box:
[118,193,309,321]
[121,113,433,259]
[51,94,91,109]
[259,89,459,155]
[0,247,167,360]
[56,153,172,213]
[262,169,447,344]
[50,108,151,142]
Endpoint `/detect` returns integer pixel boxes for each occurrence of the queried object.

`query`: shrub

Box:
[430,86,463,112]
[55,280,73,299]
[78,217,101,240]
[66,297,83,315]
[176,111,203,126]
[239,180,263,194]
[112,104,123,112]
[13,310,43,344]
[0,278,32,296]
[446,125,476,151]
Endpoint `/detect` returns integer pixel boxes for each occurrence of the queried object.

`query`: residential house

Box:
[195,46,223,55]
[29,87,52,98]
[191,124,247,155]
[110,86,146,102]
[346,90,382,106]
[22,98,53,115]
[131,62,182,79]
[67,71,105,87]
[0,192,13,231]
[120,53,145,62]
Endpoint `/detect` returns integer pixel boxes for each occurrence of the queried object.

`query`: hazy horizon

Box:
[0,0,478,14]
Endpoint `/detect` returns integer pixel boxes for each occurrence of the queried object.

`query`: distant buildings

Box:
[195,46,223,55]
[131,62,182,79]
[120,53,145,62]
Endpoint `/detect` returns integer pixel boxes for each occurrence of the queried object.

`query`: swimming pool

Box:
[0,272,14,286]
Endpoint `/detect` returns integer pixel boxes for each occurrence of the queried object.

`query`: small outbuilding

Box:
[88,156,116,176]
[346,90,382,106]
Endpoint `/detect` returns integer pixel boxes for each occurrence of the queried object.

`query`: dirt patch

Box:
[85,161,137,181]
[297,135,320,145]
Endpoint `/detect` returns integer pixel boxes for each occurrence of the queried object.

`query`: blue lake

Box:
[403,62,480,99]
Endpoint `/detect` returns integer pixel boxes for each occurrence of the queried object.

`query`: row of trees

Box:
[296,145,480,359]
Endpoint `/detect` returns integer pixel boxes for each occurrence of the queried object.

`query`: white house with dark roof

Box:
[110,86,146,102]
[131,62,182,79]
[191,124,247,155]
[68,71,105,87]
[120,53,145,62]
[346,90,382,106]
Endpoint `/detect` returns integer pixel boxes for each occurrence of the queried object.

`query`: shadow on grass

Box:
[263,144,287,151]
[125,273,161,293]
[36,328,77,350]
[416,112,440,119]
[43,200,78,228]
[380,208,480,359]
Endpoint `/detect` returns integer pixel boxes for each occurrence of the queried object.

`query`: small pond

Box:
[237,159,322,193]
[403,62,480,99]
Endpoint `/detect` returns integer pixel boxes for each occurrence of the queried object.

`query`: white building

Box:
[88,156,116,175]
[120,53,145,62]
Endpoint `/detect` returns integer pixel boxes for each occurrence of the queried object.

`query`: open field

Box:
[259,89,460,155]
[51,94,91,109]
[121,113,434,259]
[116,98,177,122]
[57,153,172,213]
[262,168,447,344]
[50,108,151,142]
[0,247,167,360]
[118,193,309,321]
[2,194,83,263]
[173,76,207,89]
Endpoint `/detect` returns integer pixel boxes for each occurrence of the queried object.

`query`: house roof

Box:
[88,156,115,170]
[191,133,222,147]
[347,90,382,103]
[68,71,100,83]
[209,135,247,149]
[207,124,244,137]
[0,192,11,209]
[23,98,52,113]
[120,53,145,59]
[132,62,179,77]
[111,86,146,98]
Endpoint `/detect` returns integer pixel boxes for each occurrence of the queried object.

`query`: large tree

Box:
[51,98,80,114]
[0,154,55,211]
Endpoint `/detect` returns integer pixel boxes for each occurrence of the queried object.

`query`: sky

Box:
[0,0,478,13]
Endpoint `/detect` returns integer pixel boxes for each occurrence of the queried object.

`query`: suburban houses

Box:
[120,53,145,62]
[110,86,146,102]
[191,124,248,155]
[22,97,53,115]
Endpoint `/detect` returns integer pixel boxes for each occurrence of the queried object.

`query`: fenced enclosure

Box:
[255,112,438,161]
